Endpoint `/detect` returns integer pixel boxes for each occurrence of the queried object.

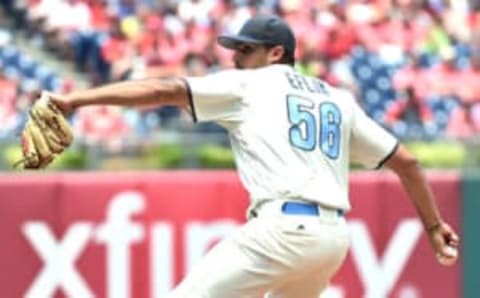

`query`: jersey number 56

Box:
[287,95,341,159]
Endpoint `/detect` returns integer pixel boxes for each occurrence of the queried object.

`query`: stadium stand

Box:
[1,0,480,145]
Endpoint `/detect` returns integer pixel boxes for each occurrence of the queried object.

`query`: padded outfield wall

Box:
[0,171,465,298]
[462,172,480,298]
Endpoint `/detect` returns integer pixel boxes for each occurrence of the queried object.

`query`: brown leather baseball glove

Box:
[15,91,73,169]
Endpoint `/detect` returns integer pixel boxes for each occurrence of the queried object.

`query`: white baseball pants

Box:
[168,201,350,298]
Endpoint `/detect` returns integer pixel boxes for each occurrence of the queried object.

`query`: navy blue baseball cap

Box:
[217,15,296,55]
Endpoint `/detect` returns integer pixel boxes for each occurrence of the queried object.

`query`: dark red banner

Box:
[0,171,461,298]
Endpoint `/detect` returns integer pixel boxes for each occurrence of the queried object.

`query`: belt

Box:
[281,201,344,217]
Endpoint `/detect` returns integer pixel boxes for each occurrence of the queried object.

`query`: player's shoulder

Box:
[209,68,252,78]
[258,64,293,72]
[250,64,294,77]
[302,75,356,104]
[208,64,291,79]
[329,85,356,103]
[256,65,358,103]
[219,64,293,85]
[189,67,253,88]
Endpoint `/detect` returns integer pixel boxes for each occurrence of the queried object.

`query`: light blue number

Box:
[287,96,341,159]
[287,96,316,151]
[320,103,341,159]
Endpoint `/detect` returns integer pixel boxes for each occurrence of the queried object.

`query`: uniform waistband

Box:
[249,200,344,219]
[282,201,344,217]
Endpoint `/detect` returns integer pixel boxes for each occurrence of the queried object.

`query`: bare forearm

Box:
[385,145,442,230]
[397,162,442,230]
[65,78,189,109]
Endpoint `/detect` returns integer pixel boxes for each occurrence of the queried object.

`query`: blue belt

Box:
[281,202,344,217]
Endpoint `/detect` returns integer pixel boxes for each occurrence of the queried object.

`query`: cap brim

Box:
[217,35,265,49]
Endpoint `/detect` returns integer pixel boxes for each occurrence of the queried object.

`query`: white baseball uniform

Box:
[169,64,398,298]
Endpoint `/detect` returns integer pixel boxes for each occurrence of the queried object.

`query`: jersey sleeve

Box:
[184,69,249,124]
[349,96,399,169]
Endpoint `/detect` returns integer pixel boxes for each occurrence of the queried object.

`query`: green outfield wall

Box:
[462,172,480,298]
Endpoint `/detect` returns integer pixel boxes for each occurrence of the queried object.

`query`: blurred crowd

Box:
[1,0,480,149]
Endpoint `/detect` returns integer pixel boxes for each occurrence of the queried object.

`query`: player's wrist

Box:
[425,221,442,233]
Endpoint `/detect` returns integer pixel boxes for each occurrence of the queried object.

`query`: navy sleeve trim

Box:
[180,78,197,122]
[375,141,399,169]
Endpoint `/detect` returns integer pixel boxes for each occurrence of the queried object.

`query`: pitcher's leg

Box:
[167,222,281,298]
[266,273,330,298]
[265,252,348,298]
[266,217,350,298]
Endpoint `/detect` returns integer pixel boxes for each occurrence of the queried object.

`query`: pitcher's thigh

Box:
[266,273,330,298]
[266,219,350,298]
[168,235,273,298]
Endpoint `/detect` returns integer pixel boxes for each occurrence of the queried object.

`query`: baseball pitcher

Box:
[18,15,459,298]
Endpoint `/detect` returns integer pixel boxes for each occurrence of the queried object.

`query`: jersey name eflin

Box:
[285,71,328,95]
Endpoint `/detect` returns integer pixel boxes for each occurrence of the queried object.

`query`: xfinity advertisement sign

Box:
[0,172,460,297]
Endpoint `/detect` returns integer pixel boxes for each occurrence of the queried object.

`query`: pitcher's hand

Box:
[427,221,460,266]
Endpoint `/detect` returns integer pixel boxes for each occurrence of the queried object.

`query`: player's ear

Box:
[268,45,285,64]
